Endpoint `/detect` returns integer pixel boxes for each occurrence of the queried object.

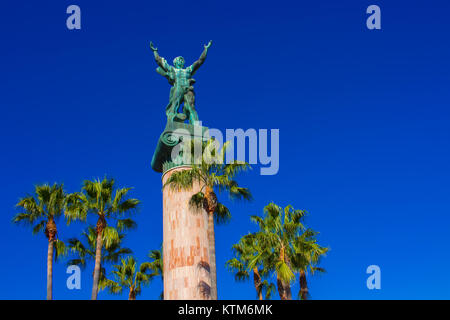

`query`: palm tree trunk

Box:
[128,287,136,300]
[253,268,262,300]
[284,281,292,300]
[46,239,54,300]
[45,218,57,300]
[207,211,217,300]
[277,245,290,300]
[277,276,287,300]
[92,217,105,300]
[160,275,164,300]
[299,270,308,300]
[276,279,292,300]
[204,186,218,300]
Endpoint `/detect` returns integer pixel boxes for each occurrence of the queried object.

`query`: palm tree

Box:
[102,256,154,300]
[148,247,164,299]
[226,234,273,300]
[250,203,307,300]
[66,223,134,294]
[291,229,328,300]
[65,177,139,300]
[164,139,252,299]
[12,183,67,300]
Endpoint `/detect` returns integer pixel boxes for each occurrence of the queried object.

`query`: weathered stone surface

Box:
[162,166,212,300]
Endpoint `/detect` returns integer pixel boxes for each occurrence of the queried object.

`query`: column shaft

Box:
[162,166,212,299]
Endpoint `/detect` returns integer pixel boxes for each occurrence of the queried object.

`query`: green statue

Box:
[150,40,212,125]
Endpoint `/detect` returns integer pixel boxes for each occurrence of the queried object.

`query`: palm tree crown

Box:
[248,203,305,299]
[164,139,252,221]
[13,183,67,300]
[65,177,139,300]
[103,256,154,300]
[14,183,65,240]
[249,202,328,300]
[226,233,275,300]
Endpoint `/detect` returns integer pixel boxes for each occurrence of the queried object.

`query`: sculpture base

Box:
[151,121,209,173]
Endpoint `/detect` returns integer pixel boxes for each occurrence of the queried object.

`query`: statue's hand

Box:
[150,41,158,52]
[204,40,212,49]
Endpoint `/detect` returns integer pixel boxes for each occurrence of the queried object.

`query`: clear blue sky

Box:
[1,0,450,299]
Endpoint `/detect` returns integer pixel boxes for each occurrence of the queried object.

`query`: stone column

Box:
[162,165,212,300]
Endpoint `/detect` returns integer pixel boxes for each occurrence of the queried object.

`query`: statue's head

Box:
[173,56,185,68]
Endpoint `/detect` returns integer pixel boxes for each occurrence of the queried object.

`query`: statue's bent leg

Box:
[183,89,199,125]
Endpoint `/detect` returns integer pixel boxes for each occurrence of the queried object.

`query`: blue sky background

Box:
[1,0,450,299]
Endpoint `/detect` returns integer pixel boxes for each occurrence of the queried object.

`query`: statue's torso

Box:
[172,67,191,88]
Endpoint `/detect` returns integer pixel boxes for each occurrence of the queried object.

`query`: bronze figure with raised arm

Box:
[150,41,212,124]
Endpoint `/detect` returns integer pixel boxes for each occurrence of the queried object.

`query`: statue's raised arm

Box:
[150,41,170,72]
[190,40,212,75]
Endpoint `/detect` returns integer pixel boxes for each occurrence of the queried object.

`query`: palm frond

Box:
[32,220,46,235]
[116,218,137,232]
[54,239,67,262]
[214,202,231,225]
[102,226,120,249]
[275,260,295,284]
[261,280,276,300]
[189,191,205,212]
[115,198,139,216]
[163,169,196,191]
[148,250,163,276]
[64,192,88,224]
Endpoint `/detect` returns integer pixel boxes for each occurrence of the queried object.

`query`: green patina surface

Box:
[149,41,212,173]
[150,40,212,125]
[151,121,209,173]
